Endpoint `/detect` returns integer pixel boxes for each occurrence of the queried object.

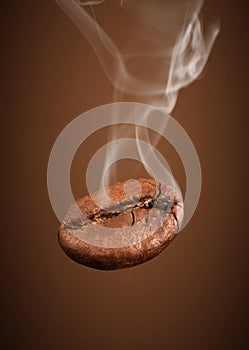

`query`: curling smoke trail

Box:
[53,0,219,220]
[56,0,219,113]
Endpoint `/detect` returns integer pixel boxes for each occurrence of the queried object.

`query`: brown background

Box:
[1,1,249,349]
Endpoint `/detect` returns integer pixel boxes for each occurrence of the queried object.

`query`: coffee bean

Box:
[58,178,183,270]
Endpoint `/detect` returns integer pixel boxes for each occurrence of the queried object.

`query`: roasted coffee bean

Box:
[58,178,183,270]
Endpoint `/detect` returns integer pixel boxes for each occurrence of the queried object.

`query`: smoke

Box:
[55,0,219,113]
[165,2,220,112]
[54,0,219,211]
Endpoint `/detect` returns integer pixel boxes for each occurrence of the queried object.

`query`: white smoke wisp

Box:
[55,0,219,114]
[165,3,220,112]
[54,0,219,196]
[55,0,158,97]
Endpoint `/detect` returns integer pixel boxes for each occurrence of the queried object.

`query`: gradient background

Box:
[1,1,249,349]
